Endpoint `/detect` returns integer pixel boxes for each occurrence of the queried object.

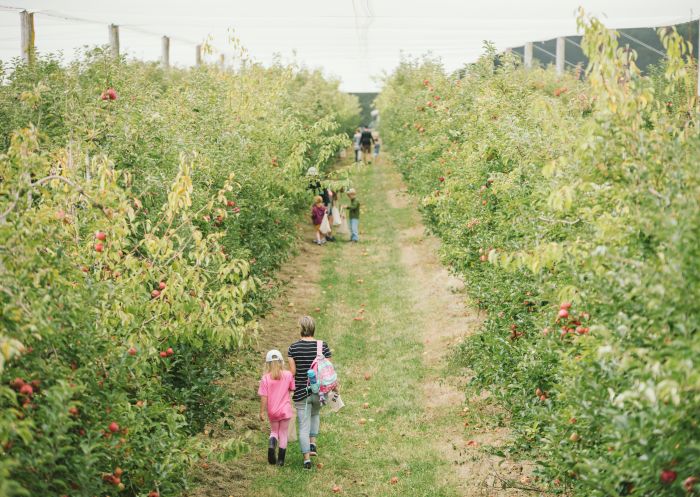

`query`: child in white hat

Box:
[258,349,295,466]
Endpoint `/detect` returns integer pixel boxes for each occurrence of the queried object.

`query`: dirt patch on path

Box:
[390,173,538,496]
[386,188,411,209]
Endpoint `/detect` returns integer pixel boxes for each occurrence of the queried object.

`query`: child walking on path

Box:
[288,316,334,470]
[346,188,361,242]
[311,195,327,245]
[258,349,295,467]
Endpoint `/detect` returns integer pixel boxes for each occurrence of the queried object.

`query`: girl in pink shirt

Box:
[258,349,295,466]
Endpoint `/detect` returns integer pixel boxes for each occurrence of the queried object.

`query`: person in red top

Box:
[258,349,295,466]
[311,195,327,245]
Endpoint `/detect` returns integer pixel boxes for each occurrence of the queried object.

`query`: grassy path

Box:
[192,156,535,497]
[249,157,461,496]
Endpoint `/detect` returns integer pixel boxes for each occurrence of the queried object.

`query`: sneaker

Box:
[325,236,336,242]
[309,443,317,457]
[268,437,277,465]
[303,460,312,470]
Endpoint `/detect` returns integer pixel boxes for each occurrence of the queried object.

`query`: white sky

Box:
[0,1,697,92]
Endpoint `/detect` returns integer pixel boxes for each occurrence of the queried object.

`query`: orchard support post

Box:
[108,24,120,59]
[195,44,202,66]
[20,10,35,65]
[524,42,533,68]
[161,36,170,69]
[556,37,565,75]
[219,53,225,69]
[697,20,700,97]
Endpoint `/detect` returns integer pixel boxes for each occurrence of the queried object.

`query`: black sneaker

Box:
[303,460,312,470]
[277,448,286,467]
[325,236,336,242]
[268,437,277,465]
[309,443,317,457]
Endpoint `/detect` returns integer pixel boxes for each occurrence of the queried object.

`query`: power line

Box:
[565,37,582,49]
[533,43,577,69]
[1,4,207,49]
[619,30,667,57]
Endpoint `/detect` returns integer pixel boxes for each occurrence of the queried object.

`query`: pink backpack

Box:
[310,340,337,394]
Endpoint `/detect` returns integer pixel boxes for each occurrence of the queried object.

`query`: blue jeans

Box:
[295,394,321,454]
[350,218,359,241]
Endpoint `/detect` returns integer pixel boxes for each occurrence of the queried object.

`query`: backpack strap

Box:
[317,340,323,358]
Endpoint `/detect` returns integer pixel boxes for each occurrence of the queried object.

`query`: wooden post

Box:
[556,37,565,75]
[697,20,700,97]
[219,53,225,69]
[161,36,170,69]
[195,44,202,66]
[108,24,120,59]
[20,10,35,65]
[524,42,533,68]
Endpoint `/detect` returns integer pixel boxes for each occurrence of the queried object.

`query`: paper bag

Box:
[327,391,345,413]
[320,213,332,235]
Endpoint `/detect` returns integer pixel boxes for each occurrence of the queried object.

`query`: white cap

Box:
[347,188,356,194]
[266,349,283,362]
[306,167,318,177]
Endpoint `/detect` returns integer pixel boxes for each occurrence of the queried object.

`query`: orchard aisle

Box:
[198,156,537,497]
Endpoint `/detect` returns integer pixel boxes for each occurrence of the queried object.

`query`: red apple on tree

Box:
[684,476,698,492]
[108,422,119,433]
[10,378,25,390]
[94,242,104,253]
[95,231,106,241]
[166,347,174,356]
[151,290,161,299]
[128,347,137,356]
[661,470,677,484]
[558,309,569,319]
[158,281,166,290]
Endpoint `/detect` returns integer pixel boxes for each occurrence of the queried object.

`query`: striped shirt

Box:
[288,339,332,402]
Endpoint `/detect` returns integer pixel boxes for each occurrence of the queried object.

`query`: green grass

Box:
[246,159,460,497]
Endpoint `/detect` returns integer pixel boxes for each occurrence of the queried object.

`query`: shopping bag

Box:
[327,391,345,413]
[320,213,332,235]
[331,206,341,226]
[336,216,349,235]
[288,405,297,442]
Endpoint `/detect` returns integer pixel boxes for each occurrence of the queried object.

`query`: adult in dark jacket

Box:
[359,127,374,164]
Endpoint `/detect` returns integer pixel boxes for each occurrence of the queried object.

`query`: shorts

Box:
[361,144,371,153]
